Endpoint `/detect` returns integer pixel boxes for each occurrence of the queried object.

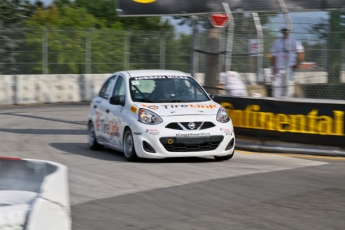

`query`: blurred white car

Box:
[87,70,235,161]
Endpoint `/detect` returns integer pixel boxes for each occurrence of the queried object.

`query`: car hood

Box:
[134,101,221,117]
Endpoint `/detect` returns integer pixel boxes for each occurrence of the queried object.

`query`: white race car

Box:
[87,70,235,161]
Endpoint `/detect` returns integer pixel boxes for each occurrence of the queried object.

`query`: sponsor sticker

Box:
[134,76,188,80]
[130,105,138,113]
[176,133,210,137]
[134,0,156,3]
[220,128,231,135]
[142,104,159,110]
[145,129,160,135]
[161,104,218,109]
[134,132,142,135]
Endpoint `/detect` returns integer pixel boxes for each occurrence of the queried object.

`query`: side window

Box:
[112,76,126,103]
[113,76,125,96]
[99,76,116,99]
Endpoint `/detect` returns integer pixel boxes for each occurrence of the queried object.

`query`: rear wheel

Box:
[214,150,234,161]
[123,128,138,162]
[88,122,103,151]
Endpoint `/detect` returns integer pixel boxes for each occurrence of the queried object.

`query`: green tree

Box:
[0,0,37,74]
[311,11,345,84]
[24,5,107,74]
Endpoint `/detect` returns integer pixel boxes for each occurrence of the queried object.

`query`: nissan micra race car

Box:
[87,70,235,161]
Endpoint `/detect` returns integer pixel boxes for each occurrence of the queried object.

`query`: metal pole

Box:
[42,25,48,74]
[277,0,292,96]
[223,2,234,72]
[252,12,264,84]
[190,15,198,77]
[85,28,93,74]
[124,32,131,70]
[160,32,168,69]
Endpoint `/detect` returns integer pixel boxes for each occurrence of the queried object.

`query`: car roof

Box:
[120,69,190,78]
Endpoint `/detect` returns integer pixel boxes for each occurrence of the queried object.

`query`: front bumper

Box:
[131,116,235,159]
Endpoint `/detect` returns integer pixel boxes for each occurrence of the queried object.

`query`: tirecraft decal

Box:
[142,104,159,110]
[142,104,218,110]
[161,104,218,109]
[221,102,344,136]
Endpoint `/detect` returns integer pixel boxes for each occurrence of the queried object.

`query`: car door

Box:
[93,75,117,143]
[106,75,126,147]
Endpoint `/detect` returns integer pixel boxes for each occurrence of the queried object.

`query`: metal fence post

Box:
[85,28,93,74]
[190,15,198,77]
[42,25,48,74]
[223,3,235,72]
[252,12,264,84]
[160,32,168,69]
[124,32,131,70]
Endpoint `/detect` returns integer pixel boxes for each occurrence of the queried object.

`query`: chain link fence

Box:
[193,11,345,100]
[0,10,345,100]
[0,25,191,75]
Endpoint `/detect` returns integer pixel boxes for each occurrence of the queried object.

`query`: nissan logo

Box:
[188,122,196,130]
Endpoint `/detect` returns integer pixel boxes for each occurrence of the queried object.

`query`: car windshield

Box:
[130,76,210,103]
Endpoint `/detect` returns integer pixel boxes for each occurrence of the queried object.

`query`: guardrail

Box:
[0,157,71,230]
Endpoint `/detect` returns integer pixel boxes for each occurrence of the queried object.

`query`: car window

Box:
[113,76,125,96]
[112,76,126,103]
[99,76,116,99]
[129,76,210,103]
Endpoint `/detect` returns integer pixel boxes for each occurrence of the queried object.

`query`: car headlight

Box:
[138,108,163,125]
[216,107,230,123]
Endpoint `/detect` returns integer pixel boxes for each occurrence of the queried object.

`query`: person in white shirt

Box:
[270,26,304,97]
[219,68,248,97]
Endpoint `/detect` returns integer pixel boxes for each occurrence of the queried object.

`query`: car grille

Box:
[160,136,223,152]
[165,122,215,130]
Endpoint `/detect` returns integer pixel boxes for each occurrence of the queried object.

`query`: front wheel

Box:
[88,122,103,151]
[123,128,138,162]
[214,150,234,161]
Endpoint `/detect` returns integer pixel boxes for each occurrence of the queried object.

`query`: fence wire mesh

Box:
[0,10,345,100]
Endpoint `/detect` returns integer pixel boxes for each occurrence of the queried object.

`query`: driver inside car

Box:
[151,79,179,101]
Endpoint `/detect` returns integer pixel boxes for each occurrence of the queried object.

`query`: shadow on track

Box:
[0,128,86,135]
[50,143,218,164]
[0,112,86,126]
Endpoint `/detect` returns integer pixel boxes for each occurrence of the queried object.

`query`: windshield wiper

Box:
[135,99,153,102]
[160,100,188,102]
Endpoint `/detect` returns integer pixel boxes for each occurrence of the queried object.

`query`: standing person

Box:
[270,26,304,97]
[218,65,228,94]
[219,68,248,97]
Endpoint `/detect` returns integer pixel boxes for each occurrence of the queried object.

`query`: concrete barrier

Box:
[0,74,110,105]
[0,157,71,230]
[0,75,15,105]
[1,71,345,105]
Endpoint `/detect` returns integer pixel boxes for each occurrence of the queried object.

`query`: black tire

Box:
[214,150,234,161]
[123,128,139,162]
[88,122,103,151]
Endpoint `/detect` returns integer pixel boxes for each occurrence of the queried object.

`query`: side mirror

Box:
[109,96,125,106]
